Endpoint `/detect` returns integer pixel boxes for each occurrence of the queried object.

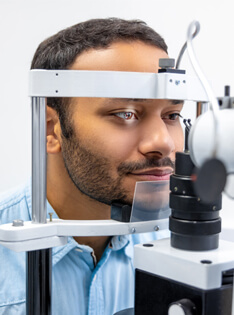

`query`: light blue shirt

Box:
[0,181,168,315]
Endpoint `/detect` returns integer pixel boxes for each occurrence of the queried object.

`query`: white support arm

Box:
[0,218,168,252]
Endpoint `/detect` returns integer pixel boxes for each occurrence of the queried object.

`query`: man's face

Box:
[60,41,184,206]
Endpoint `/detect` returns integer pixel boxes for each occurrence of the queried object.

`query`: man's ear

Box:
[47,106,62,154]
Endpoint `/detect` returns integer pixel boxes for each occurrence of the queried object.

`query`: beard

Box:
[61,134,175,206]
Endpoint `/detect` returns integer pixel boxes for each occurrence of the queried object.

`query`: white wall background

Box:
[0,0,233,226]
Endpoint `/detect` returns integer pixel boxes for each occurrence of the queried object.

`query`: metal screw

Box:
[174,187,178,192]
[197,197,200,201]
[49,212,53,222]
[154,226,160,231]
[213,206,216,211]
[182,190,186,194]
[175,80,180,85]
[12,219,24,227]
[131,227,136,233]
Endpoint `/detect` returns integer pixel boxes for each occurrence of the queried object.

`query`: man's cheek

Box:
[173,131,184,151]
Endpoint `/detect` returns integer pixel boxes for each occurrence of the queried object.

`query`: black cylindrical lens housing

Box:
[169,151,222,251]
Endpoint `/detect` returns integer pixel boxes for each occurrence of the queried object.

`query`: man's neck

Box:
[74,236,111,263]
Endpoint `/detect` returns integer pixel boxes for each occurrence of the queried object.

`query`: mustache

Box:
[117,157,175,175]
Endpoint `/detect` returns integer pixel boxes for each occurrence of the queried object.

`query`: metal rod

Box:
[32,97,47,223]
[26,249,52,315]
[27,97,51,315]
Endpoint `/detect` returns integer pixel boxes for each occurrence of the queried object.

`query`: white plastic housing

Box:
[189,109,234,173]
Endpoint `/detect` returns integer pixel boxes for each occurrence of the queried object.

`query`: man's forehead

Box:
[70,41,168,72]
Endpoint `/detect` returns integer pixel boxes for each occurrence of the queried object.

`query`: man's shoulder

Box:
[0,181,31,223]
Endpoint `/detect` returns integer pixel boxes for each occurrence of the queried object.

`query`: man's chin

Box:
[73,176,134,207]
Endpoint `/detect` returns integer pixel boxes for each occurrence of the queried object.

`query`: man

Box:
[0,18,183,314]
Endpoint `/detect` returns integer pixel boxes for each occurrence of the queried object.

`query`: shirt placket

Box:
[88,248,112,315]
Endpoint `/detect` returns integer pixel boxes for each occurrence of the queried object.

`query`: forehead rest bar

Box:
[29,70,208,102]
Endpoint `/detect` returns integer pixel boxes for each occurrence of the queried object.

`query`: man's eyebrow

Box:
[171,100,184,105]
[101,98,149,105]
[101,98,184,106]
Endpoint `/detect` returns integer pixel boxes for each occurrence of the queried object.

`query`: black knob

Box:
[168,298,196,315]
[159,58,175,69]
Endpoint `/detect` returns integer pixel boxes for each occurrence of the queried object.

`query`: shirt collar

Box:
[110,235,132,259]
[109,235,130,251]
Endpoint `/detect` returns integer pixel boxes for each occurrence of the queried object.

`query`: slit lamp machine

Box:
[1,21,234,315]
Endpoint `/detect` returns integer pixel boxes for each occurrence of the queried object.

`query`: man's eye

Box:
[163,113,182,121]
[114,112,137,120]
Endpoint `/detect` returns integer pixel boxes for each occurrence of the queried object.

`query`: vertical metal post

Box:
[31,97,47,223]
[26,249,52,315]
[27,97,52,315]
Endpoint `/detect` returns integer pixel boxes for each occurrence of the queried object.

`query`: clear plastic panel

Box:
[130,180,171,222]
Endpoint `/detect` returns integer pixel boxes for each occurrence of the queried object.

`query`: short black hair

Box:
[31,18,168,138]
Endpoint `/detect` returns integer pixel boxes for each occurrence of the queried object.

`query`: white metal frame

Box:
[0,70,209,250]
[29,70,209,101]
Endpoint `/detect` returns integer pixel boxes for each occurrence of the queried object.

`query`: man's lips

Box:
[129,168,173,181]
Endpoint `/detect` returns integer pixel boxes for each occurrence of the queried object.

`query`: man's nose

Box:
[138,117,175,158]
